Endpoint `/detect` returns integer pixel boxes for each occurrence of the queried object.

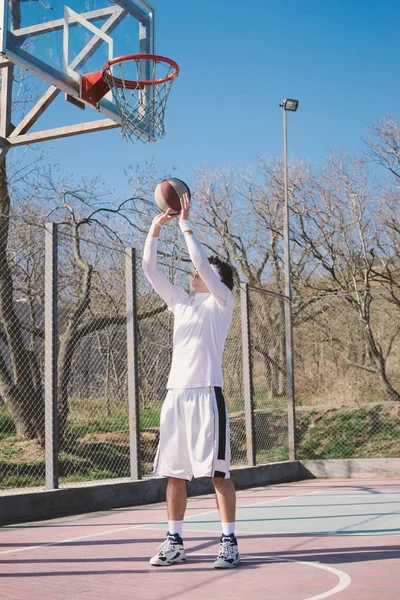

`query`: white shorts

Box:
[153,387,231,481]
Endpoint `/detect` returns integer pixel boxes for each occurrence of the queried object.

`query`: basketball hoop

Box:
[81,54,179,143]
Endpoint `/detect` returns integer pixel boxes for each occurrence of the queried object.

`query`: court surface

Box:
[1,479,399,600]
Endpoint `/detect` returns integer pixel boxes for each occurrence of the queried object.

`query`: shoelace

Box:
[218,540,233,559]
[157,537,180,555]
[157,538,174,554]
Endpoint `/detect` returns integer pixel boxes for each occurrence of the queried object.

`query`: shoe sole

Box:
[214,560,240,569]
[150,559,187,567]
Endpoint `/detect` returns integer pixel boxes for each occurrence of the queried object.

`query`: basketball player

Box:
[142,193,239,569]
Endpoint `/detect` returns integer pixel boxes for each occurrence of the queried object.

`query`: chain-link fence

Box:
[222,291,244,466]
[0,217,46,490]
[137,288,172,476]
[0,217,135,492]
[293,290,400,462]
[56,227,130,485]
[1,216,399,493]
[247,286,289,464]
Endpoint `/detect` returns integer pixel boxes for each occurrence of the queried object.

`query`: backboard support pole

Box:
[1,119,120,147]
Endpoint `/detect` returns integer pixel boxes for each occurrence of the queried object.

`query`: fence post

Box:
[44,222,59,489]
[240,283,256,466]
[125,247,141,480]
[284,294,296,461]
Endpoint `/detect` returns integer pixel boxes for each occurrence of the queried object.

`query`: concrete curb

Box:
[299,457,400,479]
[2,458,399,525]
[0,461,303,525]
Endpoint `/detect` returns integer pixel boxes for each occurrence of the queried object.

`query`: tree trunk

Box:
[355,293,400,402]
[0,163,45,442]
[363,319,400,402]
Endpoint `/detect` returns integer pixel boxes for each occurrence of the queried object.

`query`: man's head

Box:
[191,256,234,292]
[208,256,234,290]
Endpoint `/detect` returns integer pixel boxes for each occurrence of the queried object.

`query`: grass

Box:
[295,406,400,459]
[0,400,400,489]
[61,469,122,483]
[67,421,129,436]
[2,474,44,488]
[0,410,16,437]
[0,446,23,457]
[257,445,289,463]
[140,407,161,428]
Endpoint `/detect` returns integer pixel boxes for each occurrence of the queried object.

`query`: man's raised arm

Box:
[178,193,229,308]
[142,211,178,309]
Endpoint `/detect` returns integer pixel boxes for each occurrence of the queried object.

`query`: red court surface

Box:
[1,479,399,600]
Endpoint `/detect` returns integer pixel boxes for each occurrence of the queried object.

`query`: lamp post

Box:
[279,98,298,461]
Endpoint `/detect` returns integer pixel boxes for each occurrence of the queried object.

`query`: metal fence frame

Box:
[43,225,142,489]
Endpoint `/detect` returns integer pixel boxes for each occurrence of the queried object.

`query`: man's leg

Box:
[167,476,187,529]
[212,477,240,568]
[212,477,236,525]
[212,477,236,535]
[150,477,187,566]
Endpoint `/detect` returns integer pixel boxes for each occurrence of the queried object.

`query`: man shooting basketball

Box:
[142,192,239,569]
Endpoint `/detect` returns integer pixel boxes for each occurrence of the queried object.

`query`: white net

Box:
[103,55,178,143]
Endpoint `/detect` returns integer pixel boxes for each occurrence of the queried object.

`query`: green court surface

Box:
[156,490,400,536]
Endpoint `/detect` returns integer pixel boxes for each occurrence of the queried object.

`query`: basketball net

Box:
[102,55,179,143]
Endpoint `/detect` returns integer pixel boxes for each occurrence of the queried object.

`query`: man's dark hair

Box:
[208,255,234,291]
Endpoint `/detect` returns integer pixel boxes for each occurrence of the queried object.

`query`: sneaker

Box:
[149,532,187,566]
[214,533,240,568]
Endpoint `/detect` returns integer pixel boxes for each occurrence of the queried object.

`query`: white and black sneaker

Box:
[214,533,240,568]
[149,532,187,567]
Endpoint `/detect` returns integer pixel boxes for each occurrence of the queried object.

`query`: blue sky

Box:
[16,0,400,197]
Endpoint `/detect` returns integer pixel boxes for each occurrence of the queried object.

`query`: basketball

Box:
[154,177,191,214]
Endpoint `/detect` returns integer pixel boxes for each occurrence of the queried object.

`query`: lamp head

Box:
[280,98,299,111]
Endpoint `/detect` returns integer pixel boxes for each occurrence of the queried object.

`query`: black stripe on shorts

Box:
[215,386,226,460]
[213,470,226,478]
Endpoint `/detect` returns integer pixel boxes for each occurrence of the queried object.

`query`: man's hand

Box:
[153,207,179,226]
[179,193,190,220]
[149,208,178,238]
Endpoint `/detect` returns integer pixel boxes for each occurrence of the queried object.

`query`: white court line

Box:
[192,553,352,600]
[0,522,155,556]
[307,492,400,497]
[0,490,321,556]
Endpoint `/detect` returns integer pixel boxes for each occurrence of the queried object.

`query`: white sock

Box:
[221,522,235,536]
[168,520,183,537]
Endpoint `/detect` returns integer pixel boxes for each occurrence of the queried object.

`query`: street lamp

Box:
[280,98,298,461]
[280,99,298,300]
[280,98,298,112]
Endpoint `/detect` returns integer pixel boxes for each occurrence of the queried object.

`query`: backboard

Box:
[0,0,156,145]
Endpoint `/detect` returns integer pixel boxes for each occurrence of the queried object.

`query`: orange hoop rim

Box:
[101,54,179,90]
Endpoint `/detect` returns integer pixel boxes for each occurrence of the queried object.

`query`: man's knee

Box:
[211,476,234,489]
[168,476,187,488]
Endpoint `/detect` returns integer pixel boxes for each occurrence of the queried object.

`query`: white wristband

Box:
[179,219,193,234]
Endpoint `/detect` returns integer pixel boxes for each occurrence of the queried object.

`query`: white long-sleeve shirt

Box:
[142,231,234,389]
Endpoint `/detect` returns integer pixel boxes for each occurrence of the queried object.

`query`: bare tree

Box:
[366,116,400,182]
[290,152,400,402]
[365,117,400,308]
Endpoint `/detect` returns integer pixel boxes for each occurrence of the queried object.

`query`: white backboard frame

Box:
[0,0,155,151]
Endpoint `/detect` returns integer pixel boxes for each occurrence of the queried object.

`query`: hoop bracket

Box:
[80,71,110,106]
